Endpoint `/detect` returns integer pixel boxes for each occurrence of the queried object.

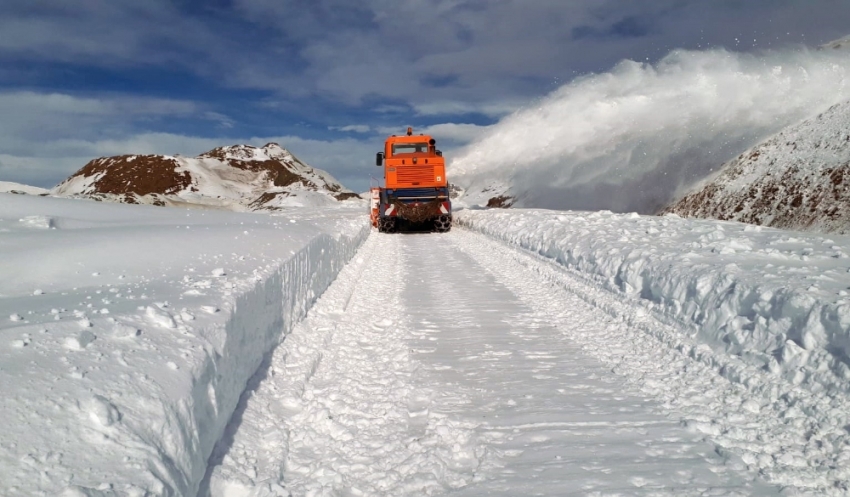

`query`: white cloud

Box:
[329,124,371,133]
[203,112,236,129]
[411,100,523,118]
[0,91,202,148]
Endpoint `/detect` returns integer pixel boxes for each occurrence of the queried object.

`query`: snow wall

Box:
[0,194,369,497]
[169,230,368,496]
[457,209,850,397]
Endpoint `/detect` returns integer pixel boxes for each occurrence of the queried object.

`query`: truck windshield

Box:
[392,143,428,154]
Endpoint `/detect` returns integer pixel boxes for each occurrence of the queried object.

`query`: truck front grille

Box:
[396,165,434,185]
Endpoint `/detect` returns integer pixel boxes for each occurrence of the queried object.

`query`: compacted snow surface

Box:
[4,194,850,496]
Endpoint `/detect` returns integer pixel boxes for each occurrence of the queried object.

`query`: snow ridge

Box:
[0,181,49,195]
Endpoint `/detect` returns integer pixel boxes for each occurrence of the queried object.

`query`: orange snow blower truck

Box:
[374,127,452,233]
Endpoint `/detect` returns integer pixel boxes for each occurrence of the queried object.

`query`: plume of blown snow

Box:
[450,47,850,213]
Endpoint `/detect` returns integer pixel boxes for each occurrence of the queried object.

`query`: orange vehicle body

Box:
[382,134,447,190]
[374,127,452,233]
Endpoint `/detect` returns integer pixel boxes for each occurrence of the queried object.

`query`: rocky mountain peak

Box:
[198,143,293,162]
[52,144,359,211]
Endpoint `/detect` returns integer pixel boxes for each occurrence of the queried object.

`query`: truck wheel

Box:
[434,215,452,233]
[379,217,397,233]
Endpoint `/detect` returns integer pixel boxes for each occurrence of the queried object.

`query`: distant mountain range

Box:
[662,101,850,234]
[49,143,359,211]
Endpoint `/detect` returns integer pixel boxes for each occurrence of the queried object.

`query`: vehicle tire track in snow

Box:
[399,232,776,496]
[204,232,486,496]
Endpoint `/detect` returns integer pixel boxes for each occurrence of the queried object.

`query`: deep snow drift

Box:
[451,46,850,213]
[0,193,367,496]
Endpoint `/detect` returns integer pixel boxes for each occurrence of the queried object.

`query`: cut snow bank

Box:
[457,209,850,397]
[0,194,368,496]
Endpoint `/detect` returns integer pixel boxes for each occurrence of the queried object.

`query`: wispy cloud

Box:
[204,112,236,129]
[329,124,371,133]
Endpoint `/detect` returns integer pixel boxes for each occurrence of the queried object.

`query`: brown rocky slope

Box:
[52,143,359,210]
[662,101,850,234]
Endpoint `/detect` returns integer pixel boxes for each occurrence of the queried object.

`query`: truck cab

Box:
[374,127,451,233]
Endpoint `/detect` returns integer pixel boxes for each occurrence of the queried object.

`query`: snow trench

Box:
[38,224,371,497]
[0,195,372,497]
[172,228,369,496]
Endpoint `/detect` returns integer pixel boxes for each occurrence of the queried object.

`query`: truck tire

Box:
[434,215,452,233]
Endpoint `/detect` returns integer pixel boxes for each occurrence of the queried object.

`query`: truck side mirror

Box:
[376,152,384,166]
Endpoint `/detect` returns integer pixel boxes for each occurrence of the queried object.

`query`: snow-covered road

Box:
[5,196,850,496]
[206,230,778,496]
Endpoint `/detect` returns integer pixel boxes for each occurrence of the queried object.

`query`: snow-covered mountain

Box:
[0,181,48,196]
[662,100,850,233]
[52,143,359,211]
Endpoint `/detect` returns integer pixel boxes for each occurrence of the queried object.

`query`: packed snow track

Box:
[203,229,782,496]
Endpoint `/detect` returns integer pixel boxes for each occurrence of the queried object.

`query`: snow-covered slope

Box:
[0,181,48,195]
[663,100,850,233]
[52,143,360,211]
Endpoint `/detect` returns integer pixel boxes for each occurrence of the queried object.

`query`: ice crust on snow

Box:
[0,194,368,496]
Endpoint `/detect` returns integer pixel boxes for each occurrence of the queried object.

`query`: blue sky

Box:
[2,0,850,192]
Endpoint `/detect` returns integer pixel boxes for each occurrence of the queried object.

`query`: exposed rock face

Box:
[52,143,359,210]
[662,101,850,234]
[486,196,515,208]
